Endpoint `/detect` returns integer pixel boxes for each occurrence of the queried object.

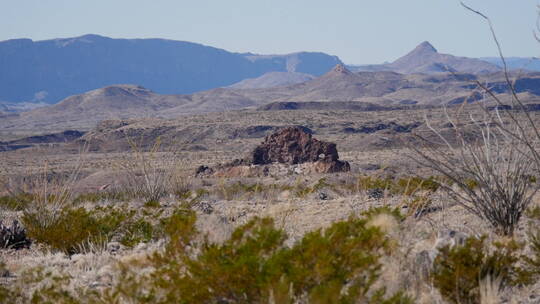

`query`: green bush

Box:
[22,207,129,254]
[104,211,412,303]
[120,218,155,247]
[432,236,528,304]
[2,210,413,303]
[522,228,540,281]
[0,193,33,211]
[526,205,540,220]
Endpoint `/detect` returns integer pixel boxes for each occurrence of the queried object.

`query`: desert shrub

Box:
[403,194,434,218]
[412,119,538,236]
[104,211,412,303]
[357,176,394,193]
[0,193,33,211]
[280,217,397,303]
[122,136,182,204]
[143,199,161,208]
[194,188,209,199]
[521,227,540,281]
[22,207,129,254]
[0,262,21,303]
[169,169,191,199]
[432,236,528,304]
[525,205,540,220]
[120,218,155,247]
[395,176,440,195]
[362,205,405,222]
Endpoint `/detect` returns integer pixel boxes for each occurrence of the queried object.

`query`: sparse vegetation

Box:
[22,207,128,254]
[73,211,412,303]
[122,136,182,204]
[432,236,529,304]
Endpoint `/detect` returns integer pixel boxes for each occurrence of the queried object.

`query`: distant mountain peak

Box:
[414,41,438,54]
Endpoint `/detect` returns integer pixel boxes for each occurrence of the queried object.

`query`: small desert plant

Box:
[521,227,540,280]
[525,205,540,221]
[0,193,34,211]
[18,159,85,233]
[23,207,129,254]
[120,218,155,247]
[432,236,528,304]
[122,136,182,204]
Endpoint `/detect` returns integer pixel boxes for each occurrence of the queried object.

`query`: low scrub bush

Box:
[0,210,414,303]
[522,228,540,280]
[120,218,155,247]
[525,205,540,221]
[101,211,412,303]
[22,207,129,254]
[0,193,33,211]
[432,236,529,304]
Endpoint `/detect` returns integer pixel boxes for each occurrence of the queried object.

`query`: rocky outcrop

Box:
[196,126,350,177]
[253,127,330,163]
[250,126,349,173]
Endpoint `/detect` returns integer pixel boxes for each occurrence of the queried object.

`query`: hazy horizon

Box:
[1,0,538,65]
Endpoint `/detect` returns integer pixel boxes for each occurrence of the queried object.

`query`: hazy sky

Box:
[1,0,538,64]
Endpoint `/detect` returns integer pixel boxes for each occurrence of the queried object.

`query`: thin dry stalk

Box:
[20,147,86,229]
[121,136,182,203]
[480,275,502,304]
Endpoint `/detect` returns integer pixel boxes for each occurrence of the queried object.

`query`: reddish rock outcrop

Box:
[250,126,350,173]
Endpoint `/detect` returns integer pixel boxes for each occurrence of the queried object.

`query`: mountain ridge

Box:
[4,63,540,132]
[0,34,342,104]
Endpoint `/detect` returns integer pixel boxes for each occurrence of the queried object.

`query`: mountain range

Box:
[3,36,540,133]
[3,63,540,132]
[4,35,540,106]
[0,34,341,103]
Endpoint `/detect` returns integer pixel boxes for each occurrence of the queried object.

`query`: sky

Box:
[0,0,538,64]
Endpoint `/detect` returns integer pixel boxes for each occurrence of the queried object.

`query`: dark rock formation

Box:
[250,126,350,173]
[195,126,350,176]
